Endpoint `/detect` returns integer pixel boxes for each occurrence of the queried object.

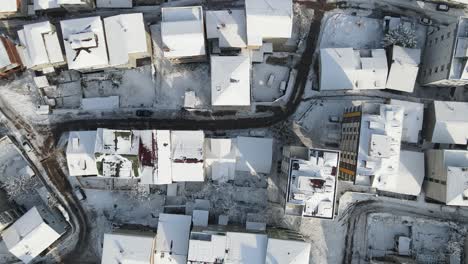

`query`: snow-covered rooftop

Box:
[373,150,424,196]
[154,214,192,263]
[103,13,149,67]
[386,46,421,93]
[245,0,293,47]
[161,6,206,59]
[205,138,236,182]
[225,232,268,263]
[2,206,65,264]
[211,55,251,106]
[66,131,98,176]
[97,0,132,8]
[34,0,60,10]
[235,136,273,174]
[319,48,388,91]
[355,103,404,186]
[17,21,65,69]
[188,231,227,263]
[287,148,339,218]
[1,0,18,13]
[101,232,155,264]
[389,99,424,144]
[430,101,468,145]
[205,10,247,48]
[60,16,109,70]
[265,238,311,264]
[171,131,205,182]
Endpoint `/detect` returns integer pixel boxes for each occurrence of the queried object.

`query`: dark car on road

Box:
[136,110,153,117]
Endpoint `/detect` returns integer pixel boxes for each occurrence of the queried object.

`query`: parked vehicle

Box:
[136,110,153,117]
[420,17,433,26]
[74,187,86,201]
[436,3,450,11]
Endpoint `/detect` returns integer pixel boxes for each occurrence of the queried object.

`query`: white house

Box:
[101,231,155,264]
[34,0,94,11]
[236,136,273,174]
[265,238,311,264]
[2,206,66,264]
[424,149,468,206]
[204,138,237,182]
[211,55,251,106]
[60,16,109,71]
[16,21,65,71]
[386,45,421,93]
[245,0,293,47]
[160,6,206,61]
[66,131,98,176]
[426,101,468,145]
[2,0,19,13]
[389,99,424,144]
[171,131,205,182]
[154,214,192,263]
[319,48,388,91]
[103,13,150,68]
[205,10,247,49]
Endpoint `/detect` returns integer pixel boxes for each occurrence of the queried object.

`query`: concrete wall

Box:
[423,150,448,203]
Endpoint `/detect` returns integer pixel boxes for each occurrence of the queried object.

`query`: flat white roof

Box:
[155,130,172,185]
[60,16,109,70]
[386,46,421,93]
[188,232,227,263]
[320,48,388,91]
[235,136,273,174]
[155,214,192,263]
[355,104,404,186]
[245,0,293,46]
[34,0,60,10]
[211,55,251,106]
[81,96,119,110]
[95,129,139,156]
[66,131,98,176]
[97,0,132,8]
[374,150,424,196]
[265,238,311,264]
[17,21,65,69]
[103,13,148,67]
[389,99,424,144]
[431,101,468,145]
[205,10,247,48]
[2,207,63,264]
[171,131,204,182]
[101,232,154,264]
[225,232,268,264]
[205,138,236,182]
[1,0,18,13]
[161,6,205,59]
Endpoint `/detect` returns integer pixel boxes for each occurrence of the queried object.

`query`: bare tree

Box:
[2,174,40,201]
[383,25,417,48]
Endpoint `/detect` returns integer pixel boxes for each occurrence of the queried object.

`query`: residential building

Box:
[236,136,273,175]
[66,131,98,176]
[16,21,66,71]
[0,36,23,77]
[60,16,109,71]
[97,0,132,8]
[389,99,424,144]
[95,129,140,178]
[101,230,155,264]
[160,6,206,62]
[204,138,237,182]
[420,17,468,86]
[283,147,339,219]
[245,0,293,48]
[34,0,94,12]
[425,101,468,145]
[171,131,205,182]
[81,96,119,110]
[205,10,247,49]
[154,213,192,263]
[386,45,421,93]
[424,149,468,206]
[0,188,21,233]
[103,13,151,68]
[265,228,311,264]
[211,55,251,107]
[2,206,67,264]
[319,48,388,90]
[0,0,27,18]
[339,103,404,185]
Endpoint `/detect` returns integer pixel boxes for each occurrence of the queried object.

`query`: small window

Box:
[435,37,439,44]
[429,68,433,75]
[441,65,445,71]
[429,40,433,46]
[447,31,451,38]
[435,66,439,73]
[441,35,444,40]
[423,70,427,77]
